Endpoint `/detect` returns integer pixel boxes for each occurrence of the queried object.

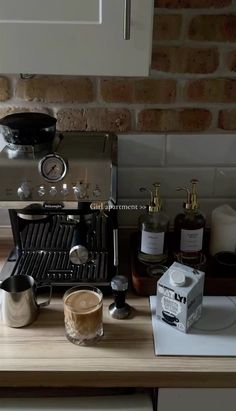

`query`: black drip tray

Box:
[13,250,109,285]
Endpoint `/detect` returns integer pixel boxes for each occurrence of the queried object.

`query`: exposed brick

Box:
[189,15,236,42]
[134,79,176,103]
[0,77,10,101]
[57,110,87,131]
[137,109,212,132]
[178,109,212,132]
[152,46,218,74]
[100,79,133,103]
[101,78,176,104]
[219,110,236,130]
[155,0,231,7]
[57,109,131,132]
[226,50,236,71]
[186,79,236,103]
[16,76,93,103]
[153,15,182,41]
[86,109,131,132]
[138,109,174,132]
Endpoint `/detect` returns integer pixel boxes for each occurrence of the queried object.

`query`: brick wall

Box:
[0,1,236,132]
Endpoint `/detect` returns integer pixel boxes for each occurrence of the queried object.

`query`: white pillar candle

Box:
[210,204,236,256]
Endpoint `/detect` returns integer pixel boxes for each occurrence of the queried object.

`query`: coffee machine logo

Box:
[158,284,187,304]
[43,203,64,210]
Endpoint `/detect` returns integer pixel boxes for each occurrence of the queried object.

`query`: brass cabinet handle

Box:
[124,0,131,40]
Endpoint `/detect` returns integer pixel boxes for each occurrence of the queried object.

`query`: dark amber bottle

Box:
[174,179,206,265]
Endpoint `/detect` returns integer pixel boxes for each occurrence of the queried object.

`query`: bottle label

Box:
[141,231,164,255]
[180,228,203,252]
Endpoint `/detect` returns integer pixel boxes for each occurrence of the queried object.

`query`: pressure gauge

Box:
[39,154,67,182]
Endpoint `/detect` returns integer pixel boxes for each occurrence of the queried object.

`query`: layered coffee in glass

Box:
[63,285,103,345]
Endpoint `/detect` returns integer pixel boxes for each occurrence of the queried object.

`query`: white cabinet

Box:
[0,0,154,76]
[157,389,236,411]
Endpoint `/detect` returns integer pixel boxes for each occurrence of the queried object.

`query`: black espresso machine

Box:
[0,113,118,288]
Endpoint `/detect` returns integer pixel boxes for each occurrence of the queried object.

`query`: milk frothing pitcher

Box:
[0,275,52,327]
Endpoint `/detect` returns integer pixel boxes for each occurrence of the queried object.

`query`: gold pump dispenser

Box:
[138,182,169,264]
[177,179,199,211]
[174,178,206,266]
[140,182,162,212]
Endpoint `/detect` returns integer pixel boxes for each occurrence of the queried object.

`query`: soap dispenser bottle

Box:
[137,183,169,264]
[174,179,206,263]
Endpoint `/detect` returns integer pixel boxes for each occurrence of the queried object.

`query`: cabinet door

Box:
[0,0,154,76]
[157,389,236,411]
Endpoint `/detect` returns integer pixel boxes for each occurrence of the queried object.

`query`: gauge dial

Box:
[39,154,67,182]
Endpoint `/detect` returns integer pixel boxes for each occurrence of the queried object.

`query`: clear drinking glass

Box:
[63,285,103,346]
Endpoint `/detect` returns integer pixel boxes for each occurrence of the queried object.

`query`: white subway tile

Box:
[214,168,236,197]
[117,198,147,227]
[118,134,166,167]
[166,134,236,166]
[118,167,215,199]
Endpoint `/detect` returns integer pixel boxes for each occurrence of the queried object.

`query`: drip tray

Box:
[13,250,110,286]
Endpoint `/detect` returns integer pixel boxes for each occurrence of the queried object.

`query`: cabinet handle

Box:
[124,0,131,40]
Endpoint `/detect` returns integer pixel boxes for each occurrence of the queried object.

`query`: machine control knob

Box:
[38,186,46,197]
[61,184,69,196]
[49,186,57,196]
[73,183,87,199]
[93,188,101,198]
[17,183,31,200]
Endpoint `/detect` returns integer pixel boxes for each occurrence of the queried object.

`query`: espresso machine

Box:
[0,113,118,288]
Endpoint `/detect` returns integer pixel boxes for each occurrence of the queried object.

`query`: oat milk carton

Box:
[156,262,205,333]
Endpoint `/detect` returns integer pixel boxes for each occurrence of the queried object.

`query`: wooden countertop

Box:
[1,241,236,389]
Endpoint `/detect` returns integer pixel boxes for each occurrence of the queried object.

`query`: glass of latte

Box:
[63,286,103,345]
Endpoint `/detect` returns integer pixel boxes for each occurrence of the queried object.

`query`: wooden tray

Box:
[131,233,236,296]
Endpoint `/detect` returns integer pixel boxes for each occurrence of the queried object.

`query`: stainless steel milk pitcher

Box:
[0,275,52,327]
